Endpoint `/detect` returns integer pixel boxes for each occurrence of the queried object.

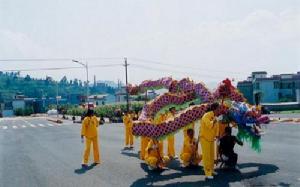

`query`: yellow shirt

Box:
[154,113,167,125]
[217,122,227,137]
[181,136,197,154]
[123,114,133,128]
[166,112,175,121]
[200,111,218,142]
[184,121,195,131]
[145,140,161,158]
[81,116,99,138]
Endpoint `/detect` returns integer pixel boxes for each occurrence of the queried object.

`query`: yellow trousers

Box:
[183,129,188,140]
[167,135,175,157]
[83,136,100,164]
[125,127,134,146]
[145,156,170,169]
[140,137,149,160]
[141,139,163,160]
[180,152,201,167]
[159,141,164,156]
[200,138,215,176]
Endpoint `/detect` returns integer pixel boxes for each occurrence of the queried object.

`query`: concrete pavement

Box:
[0,117,299,187]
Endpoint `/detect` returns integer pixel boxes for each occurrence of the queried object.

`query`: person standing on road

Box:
[183,103,196,139]
[123,111,134,149]
[81,109,100,167]
[166,107,177,159]
[154,112,167,156]
[199,103,219,179]
[145,139,170,170]
[180,129,201,167]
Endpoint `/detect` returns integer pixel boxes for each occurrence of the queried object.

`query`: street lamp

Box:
[72,59,89,105]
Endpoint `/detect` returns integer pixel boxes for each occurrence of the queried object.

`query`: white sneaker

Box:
[213,171,218,176]
[206,176,214,179]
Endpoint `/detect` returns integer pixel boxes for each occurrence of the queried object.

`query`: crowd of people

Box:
[79,103,247,180]
[121,102,245,180]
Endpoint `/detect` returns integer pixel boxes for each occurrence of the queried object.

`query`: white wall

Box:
[296,89,300,103]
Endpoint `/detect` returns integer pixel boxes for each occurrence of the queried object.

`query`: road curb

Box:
[47,118,63,123]
[270,118,300,124]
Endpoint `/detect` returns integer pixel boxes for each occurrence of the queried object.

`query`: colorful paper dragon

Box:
[128,77,270,152]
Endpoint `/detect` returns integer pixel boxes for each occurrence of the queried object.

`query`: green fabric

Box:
[155,121,198,141]
[153,98,201,121]
[237,127,261,153]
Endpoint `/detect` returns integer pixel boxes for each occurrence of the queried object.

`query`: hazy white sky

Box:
[0,0,299,86]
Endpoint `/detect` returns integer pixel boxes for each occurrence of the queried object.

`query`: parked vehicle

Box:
[261,106,270,114]
[47,109,58,115]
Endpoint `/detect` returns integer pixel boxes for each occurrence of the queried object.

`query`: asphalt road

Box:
[0,117,299,187]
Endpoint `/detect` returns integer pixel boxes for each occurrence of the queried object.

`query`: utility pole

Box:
[72,60,89,106]
[56,82,59,118]
[124,57,129,112]
[145,90,148,104]
[86,62,89,104]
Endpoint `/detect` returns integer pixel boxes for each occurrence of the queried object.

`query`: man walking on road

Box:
[123,112,134,149]
[81,109,100,167]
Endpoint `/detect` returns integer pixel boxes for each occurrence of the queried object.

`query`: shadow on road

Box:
[131,162,279,187]
[74,163,97,175]
[121,149,140,158]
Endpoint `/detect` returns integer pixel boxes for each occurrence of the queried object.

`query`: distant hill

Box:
[0,72,117,101]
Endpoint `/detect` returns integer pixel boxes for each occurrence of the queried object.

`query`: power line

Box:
[2,66,82,72]
[129,57,248,75]
[130,63,231,79]
[0,58,72,62]
[0,57,123,62]
[91,64,123,68]
[1,64,123,72]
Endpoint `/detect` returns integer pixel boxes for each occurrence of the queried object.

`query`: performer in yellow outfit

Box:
[140,136,150,160]
[154,113,167,156]
[166,107,177,159]
[145,139,170,170]
[183,102,196,139]
[123,112,134,148]
[81,109,100,167]
[180,129,201,167]
[199,103,219,179]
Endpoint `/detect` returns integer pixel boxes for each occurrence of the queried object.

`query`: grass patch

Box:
[277,110,300,114]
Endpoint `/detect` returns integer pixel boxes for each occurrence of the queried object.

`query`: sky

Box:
[0,0,299,87]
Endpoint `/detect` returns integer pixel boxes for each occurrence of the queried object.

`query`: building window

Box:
[255,82,260,89]
[273,82,280,89]
[280,82,293,89]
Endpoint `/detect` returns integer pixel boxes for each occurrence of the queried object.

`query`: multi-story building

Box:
[237,71,300,104]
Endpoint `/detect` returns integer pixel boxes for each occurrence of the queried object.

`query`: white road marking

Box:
[12,126,18,129]
[48,124,54,127]
[21,125,26,128]
[22,120,36,128]
[38,124,45,127]
[2,126,8,130]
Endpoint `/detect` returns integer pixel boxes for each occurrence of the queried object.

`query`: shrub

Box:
[14,107,34,116]
[14,108,24,116]
[66,102,144,118]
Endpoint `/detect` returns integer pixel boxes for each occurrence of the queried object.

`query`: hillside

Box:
[0,72,116,101]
